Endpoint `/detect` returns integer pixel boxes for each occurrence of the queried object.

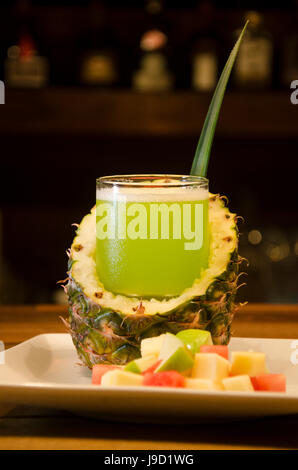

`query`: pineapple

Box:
[62,24,249,369]
[62,193,245,368]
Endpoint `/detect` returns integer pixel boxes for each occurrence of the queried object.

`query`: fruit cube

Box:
[92,365,121,385]
[101,369,143,387]
[143,371,185,388]
[158,333,185,359]
[230,351,267,377]
[156,333,194,374]
[185,378,221,391]
[124,354,158,374]
[142,360,162,375]
[222,374,254,392]
[191,353,230,382]
[200,345,229,360]
[140,334,166,358]
[250,374,286,392]
[176,329,213,355]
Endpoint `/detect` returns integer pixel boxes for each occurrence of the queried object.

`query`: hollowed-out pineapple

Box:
[62,194,245,368]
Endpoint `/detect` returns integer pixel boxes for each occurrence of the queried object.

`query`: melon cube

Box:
[230,351,267,377]
[191,353,231,382]
[101,369,143,387]
[140,334,166,358]
[185,378,222,391]
[222,375,254,392]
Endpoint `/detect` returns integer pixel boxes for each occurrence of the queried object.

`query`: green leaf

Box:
[190,21,248,177]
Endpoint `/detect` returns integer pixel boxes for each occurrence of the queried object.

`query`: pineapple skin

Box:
[63,195,245,368]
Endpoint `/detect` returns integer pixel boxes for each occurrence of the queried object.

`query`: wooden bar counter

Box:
[1,303,298,450]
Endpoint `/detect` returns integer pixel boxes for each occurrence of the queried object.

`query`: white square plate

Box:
[1,334,298,423]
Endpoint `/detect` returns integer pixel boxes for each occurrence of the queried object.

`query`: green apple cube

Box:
[158,333,184,359]
[155,333,194,374]
[124,354,157,374]
[176,329,213,355]
[140,334,165,358]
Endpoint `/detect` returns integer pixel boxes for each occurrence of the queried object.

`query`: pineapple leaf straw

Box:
[190,21,248,177]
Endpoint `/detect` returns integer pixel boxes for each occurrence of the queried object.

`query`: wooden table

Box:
[1,303,298,450]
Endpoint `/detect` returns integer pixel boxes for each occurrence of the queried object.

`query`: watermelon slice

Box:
[143,371,185,388]
[250,374,286,392]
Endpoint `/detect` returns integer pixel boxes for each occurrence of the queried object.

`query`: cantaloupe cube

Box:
[101,369,143,387]
[185,378,222,391]
[141,334,166,358]
[222,375,254,392]
[191,353,231,382]
[230,351,267,377]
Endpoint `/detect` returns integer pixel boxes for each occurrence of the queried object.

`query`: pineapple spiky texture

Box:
[63,194,245,368]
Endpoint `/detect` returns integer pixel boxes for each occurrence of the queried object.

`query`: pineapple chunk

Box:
[141,334,166,358]
[230,351,267,377]
[222,375,254,392]
[191,353,231,382]
[185,378,222,391]
[101,369,143,387]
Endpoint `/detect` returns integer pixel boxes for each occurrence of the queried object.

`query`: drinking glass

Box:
[96,175,209,298]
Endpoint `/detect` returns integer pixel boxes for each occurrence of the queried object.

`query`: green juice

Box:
[96,188,209,298]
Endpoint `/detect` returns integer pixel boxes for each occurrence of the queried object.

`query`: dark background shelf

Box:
[1,88,297,138]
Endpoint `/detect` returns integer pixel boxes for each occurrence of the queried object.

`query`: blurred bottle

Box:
[132,0,174,92]
[5,0,49,88]
[190,1,218,92]
[234,11,273,90]
[281,1,298,87]
[80,0,118,87]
